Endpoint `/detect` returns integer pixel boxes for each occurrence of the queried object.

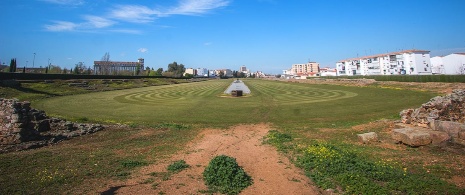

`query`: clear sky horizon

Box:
[1,0,465,74]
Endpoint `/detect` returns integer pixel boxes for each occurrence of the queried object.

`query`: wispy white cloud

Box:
[83,15,116,28]
[44,21,79,31]
[204,42,213,46]
[166,0,230,15]
[44,0,230,33]
[109,29,143,34]
[109,5,159,23]
[138,48,149,53]
[40,0,85,6]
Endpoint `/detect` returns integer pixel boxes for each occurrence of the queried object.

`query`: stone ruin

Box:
[0,98,104,153]
[393,89,465,147]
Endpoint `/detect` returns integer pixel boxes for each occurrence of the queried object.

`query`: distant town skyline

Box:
[1,0,465,74]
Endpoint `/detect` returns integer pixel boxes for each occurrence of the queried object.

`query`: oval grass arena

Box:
[34,79,434,127]
[113,79,357,106]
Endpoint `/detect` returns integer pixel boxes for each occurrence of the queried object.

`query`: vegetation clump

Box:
[203,155,253,195]
[296,142,464,194]
[167,160,190,173]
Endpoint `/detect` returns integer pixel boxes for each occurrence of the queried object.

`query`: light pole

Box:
[26,61,28,67]
[32,53,36,68]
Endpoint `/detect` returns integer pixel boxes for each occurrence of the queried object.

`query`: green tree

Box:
[135,63,141,76]
[49,65,62,74]
[9,58,17,72]
[156,68,163,75]
[167,62,185,78]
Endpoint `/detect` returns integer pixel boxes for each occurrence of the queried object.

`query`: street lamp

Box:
[32,53,36,68]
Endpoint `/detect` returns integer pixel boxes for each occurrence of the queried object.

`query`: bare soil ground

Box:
[100,124,321,195]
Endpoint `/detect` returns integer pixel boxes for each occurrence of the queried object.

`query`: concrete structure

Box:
[431,53,465,75]
[196,68,209,77]
[336,50,432,76]
[94,58,144,75]
[292,62,320,77]
[184,68,197,76]
[320,67,338,76]
[216,69,233,77]
[224,80,251,94]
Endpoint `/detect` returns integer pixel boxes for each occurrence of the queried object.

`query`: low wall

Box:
[0,98,104,153]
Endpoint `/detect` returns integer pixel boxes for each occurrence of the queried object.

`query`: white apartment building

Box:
[320,67,338,76]
[196,68,209,77]
[431,53,465,75]
[336,50,432,76]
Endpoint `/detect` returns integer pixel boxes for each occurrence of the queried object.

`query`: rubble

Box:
[0,98,104,153]
[395,90,465,147]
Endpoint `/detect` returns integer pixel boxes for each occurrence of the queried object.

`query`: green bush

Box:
[167,160,190,173]
[203,155,253,195]
[120,160,147,168]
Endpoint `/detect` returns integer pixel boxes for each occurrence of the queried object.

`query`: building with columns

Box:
[94,58,144,75]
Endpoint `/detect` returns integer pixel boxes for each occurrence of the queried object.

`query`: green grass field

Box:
[3,79,464,194]
[34,79,431,128]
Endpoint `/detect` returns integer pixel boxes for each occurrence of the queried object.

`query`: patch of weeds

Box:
[140,178,155,184]
[290,178,301,182]
[76,117,88,123]
[151,182,160,189]
[263,130,294,152]
[149,172,171,181]
[115,172,131,178]
[120,160,147,168]
[167,160,190,173]
[152,123,189,130]
[295,142,465,194]
[203,155,253,195]
[127,122,138,128]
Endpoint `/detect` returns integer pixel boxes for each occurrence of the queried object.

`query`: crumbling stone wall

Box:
[396,89,465,146]
[0,98,104,152]
[400,89,465,126]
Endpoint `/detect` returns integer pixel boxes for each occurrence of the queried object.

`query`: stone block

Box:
[459,131,465,139]
[427,131,451,145]
[392,128,432,147]
[357,132,378,143]
[436,121,465,138]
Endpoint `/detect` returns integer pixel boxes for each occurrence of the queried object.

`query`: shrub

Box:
[167,160,190,173]
[120,160,147,168]
[203,155,253,195]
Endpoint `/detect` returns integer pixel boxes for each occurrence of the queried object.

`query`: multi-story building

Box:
[215,69,233,77]
[431,53,465,75]
[292,62,320,77]
[196,68,209,77]
[184,68,197,76]
[94,58,144,75]
[336,50,432,76]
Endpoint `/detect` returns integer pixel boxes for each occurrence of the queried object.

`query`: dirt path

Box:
[100,124,320,194]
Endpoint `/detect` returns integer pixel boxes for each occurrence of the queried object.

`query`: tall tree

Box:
[167,62,185,78]
[9,58,17,72]
[74,62,86,74]
[100,52,111,75]
[135,63,141,76]
[156,68,163,75]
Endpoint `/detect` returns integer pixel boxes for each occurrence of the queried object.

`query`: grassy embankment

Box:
[1,79,464,194]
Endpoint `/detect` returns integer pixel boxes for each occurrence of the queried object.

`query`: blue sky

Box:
[1,0,465,74]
